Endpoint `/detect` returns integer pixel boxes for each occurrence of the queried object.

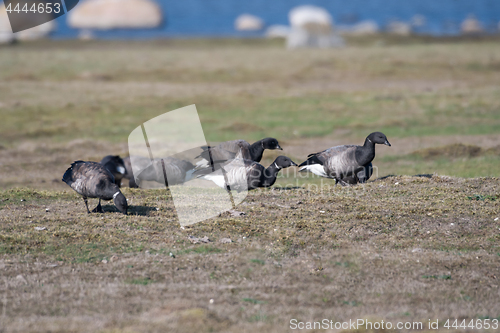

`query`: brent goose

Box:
[342,162,373,185]
[62,161,128,214]
[122,156,138,188]
[195,156,297,192]
[195,137,282,169]
[100,155,126,186]
[299,132,390,186]
[135,157,195,186]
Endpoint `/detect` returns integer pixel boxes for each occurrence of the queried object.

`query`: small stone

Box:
[169,252,175,258]
[101,259,108,264]
[209,298,214,304]
[450,223,454,226]
[16,275,28,284]
[494,217,499,221]
[395,182,399,185]
[219,238,232,244]
[156,207,159,211]
[412,248,422,253]
[319,210,325,213]
[21,199,25,202]
[45,208,50,212]
[34,227,47,231]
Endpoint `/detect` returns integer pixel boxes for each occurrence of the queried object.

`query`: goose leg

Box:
[83,197,90,214]
[92,198,104,213]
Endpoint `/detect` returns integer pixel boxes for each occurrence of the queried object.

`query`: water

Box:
[6,0,500,38]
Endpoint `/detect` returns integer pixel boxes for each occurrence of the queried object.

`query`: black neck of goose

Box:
[355,137,376,165]
[261,163,280,187]
[104,183,121,200]
[249,140,265,162]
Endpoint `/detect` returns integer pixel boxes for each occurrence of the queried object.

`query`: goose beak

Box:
[291,161,298,166]
[276,145,283,150]
[384,140,391,147]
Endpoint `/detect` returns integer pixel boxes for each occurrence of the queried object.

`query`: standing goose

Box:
[62,161,128,214]
[100,155,127,186]
[195,137,282,169]
[299,132,390,185]
[195,156,297,192]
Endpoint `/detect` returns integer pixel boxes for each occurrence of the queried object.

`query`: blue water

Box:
[6,0,500,38]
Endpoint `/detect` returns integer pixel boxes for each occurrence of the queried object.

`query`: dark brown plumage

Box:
[62,161,128,214]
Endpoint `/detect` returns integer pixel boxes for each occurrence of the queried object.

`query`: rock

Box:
[68,0,162,30]
[188,236,211,244]
[289,5,332,32]
[0,5,15,44]
[234,14,264,31]
[16,20,56,41]
[265,25,290,38]
[16,275,28,284]
[287,5,344,49]
[461,14,483,34]
[412,248,423,253]
[219,238,232,244]
[386,20,411,35]
[34,226,47,231]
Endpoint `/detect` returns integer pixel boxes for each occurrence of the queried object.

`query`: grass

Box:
[1,37,500,332]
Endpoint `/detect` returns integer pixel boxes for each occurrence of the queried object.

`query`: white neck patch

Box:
[367,138,372,143]
[113,191,120,199]
[274,162,280,170]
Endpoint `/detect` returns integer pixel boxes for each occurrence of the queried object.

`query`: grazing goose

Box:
[62,161,128,214]
[299,132,390,186]
[135,157,195,186]
[195,156,297,192]
[195,137,282,169]
[100,155,126,186]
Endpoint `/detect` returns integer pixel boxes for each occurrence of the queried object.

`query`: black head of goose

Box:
[135,157,195,186]
[62,161,128,214]
[299,132,390,186]
[195,137,282,169]
[195,155,297,192]
[121,156,139,188]
[100,155,126,186]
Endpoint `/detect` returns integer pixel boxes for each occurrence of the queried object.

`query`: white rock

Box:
[16,20,56,41]
[461,15,483,34]
[265,25,290,38]
[34,227,47,231]
[68,0,162,30]
[234,14,264,31]
[289,5,332,31]
[386,20,411,35]
[412,248,422,253]
[287,5,343,49]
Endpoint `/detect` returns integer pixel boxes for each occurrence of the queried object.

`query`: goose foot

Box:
[91,199,104,213]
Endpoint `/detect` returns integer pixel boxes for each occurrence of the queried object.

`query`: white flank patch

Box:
[113,191,120,199]
[117,166,126,175]
[300,164,328,178]
[195,159,210,169]
[201,174,226,189]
